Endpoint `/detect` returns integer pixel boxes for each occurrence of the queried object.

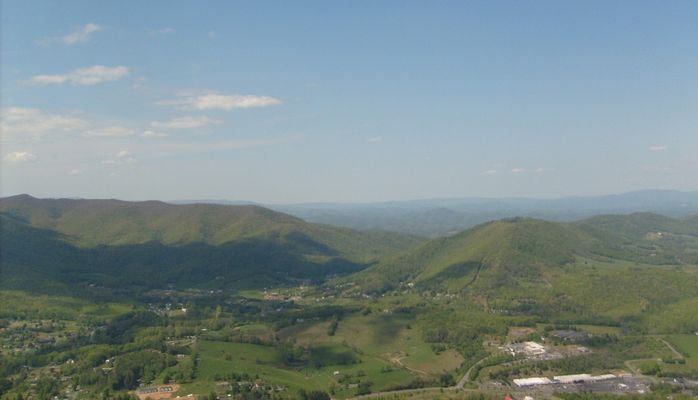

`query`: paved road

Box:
[456,354,492,388]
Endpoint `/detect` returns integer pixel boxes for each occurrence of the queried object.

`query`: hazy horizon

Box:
[2,1,698,203]
[2,188,698,207]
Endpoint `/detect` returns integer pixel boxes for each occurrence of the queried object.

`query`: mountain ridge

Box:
[0,194,421,262]
[167,189,698,236]
[347,213,698,293]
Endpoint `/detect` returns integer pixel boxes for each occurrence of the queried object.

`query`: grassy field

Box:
[178,312,468,397]
[663,334,698,373]
[279,313,463,377]
[180,339,420,398]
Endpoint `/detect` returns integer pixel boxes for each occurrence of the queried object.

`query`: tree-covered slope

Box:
[577,212,698,239]
[350,217,595,292]
[349,213,698,293]
[0,196,423,295]
[0,195,422,263]
[575,212,698,265]
[343,215,698,330]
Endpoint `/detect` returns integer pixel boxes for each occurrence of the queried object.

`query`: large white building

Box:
[554,374,592,384]
[513,377,552,387]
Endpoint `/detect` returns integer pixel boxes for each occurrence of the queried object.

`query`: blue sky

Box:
[1,0,697,203]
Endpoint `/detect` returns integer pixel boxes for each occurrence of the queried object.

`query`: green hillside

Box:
[0,195,422,294]
[345,215,698,330]
[0,194,421,262]
[350,217,595,291]
[352,213,698,292]
[577,212,698,238]
[576,213,698,264]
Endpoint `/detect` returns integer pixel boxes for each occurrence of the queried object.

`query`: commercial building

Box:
[513,377,552,387]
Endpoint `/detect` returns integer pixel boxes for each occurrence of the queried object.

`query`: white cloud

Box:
[62,23,101,44]
[141,130,168,139]
[39,23,101,45]
[30,75,69,84]
[481,169,497,175]
[115,150,130,158]
[511,168,527,174]
[368,136,383,143]
[158,92,282,111]
[150,116,219,130]
[31,65,129,86]
[208,30,217,39]
[83,126,135,138]
[1,106,140,142]
[68,168,82,175]
[3,151,37,163]
[1,107,85,140]
[649,145,668,152]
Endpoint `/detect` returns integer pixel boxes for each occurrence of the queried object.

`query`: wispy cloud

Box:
[68,168,82,175]
[368,136,383,143]
[102,150,136,165]
[511,167,527,174]
[3,151,38,163]
[1,107,85,140]
[150,116,220,130]
[31,65,129,86]
[158,92,282,111]
[83,126,135,138]
[141,130,167,139]
[481,169,497,175]
[38,23,101,45]
[649,145,668,152]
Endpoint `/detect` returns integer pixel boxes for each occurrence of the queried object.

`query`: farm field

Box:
[184,339,418,398]
[661,334,698,375]
[279,313,463,377]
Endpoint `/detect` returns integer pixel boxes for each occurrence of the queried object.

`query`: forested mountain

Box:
[0,194,421,259]
[349,213,698,292]
[342,214,698,330]
[0,195,422,294]
[4,195,698,299]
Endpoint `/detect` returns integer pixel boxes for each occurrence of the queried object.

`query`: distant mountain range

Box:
[172,189,698,236]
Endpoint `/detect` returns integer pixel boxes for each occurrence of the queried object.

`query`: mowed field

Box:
[180,313,465,397]
[179,338,418,398]
[666,334,698,370]
[195,341,329,389]
[278,313,463,377]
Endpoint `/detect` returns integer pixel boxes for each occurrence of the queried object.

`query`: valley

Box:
[1,196,698,399]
